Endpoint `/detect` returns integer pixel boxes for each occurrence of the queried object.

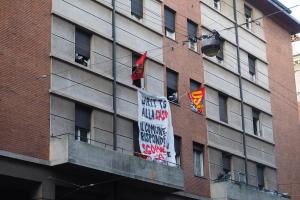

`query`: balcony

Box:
[50,133,184,192]
[211,179,290,200]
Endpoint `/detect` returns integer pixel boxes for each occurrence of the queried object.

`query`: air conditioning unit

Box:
[166,30,176,40]
[189,41,198,52]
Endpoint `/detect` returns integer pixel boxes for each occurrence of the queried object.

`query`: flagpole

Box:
[112,0,117,151]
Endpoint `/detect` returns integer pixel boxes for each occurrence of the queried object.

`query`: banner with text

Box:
[138,90,176,166]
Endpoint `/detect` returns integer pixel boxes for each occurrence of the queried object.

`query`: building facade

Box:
[0,0,299,199]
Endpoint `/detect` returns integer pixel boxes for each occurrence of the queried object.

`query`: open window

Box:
[187,20,198,52]
[164,6,176,40]
[131,0,143,19]
[75,28,91,67]
[193,142,204,177]
[75,104,91,143]
[167,68,179,103]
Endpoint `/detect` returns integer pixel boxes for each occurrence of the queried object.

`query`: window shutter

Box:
[167,69,178,91]
[131,0,143,19]
[187,20,197,41]
[165,7,175,32]
[248,55,256,75]
[219,94,228,123]
[75,29,90,59]
[75,104,91,130]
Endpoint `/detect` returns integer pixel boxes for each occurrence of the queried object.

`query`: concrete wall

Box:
[50,95,135,163]
[208,147,277,191]
[52,0,163,62]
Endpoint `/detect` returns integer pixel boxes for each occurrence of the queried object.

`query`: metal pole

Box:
[112,0,117,151]
[233,0,248,185]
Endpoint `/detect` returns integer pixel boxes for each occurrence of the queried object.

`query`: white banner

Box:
[138,90,176,166]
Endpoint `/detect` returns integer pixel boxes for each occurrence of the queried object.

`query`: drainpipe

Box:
[112,0,117,151]
[233,0,248,185]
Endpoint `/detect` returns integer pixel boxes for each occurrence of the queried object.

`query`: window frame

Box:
[75,28,91,67]
[252,108,261,136]
[193,142,204,177]
[166,68,179,103]
[248,54,256,80]
[219,93,228,123]
[75,104,92,143]
[174,135,182,166]
[164,6,176,40]
[187,19,198,52]
[131,0,143,19]
[257,164,265,190]
[213,0,221,11]
[222,152,232,175]
[132,52,143,88]
[244,5,252,30]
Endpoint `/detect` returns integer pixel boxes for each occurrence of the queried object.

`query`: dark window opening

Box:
[75,28,91,66]
[257,164,265,190]
[132,53,142,88]
[244,5,252,29]
[174,135,181,165]
[187,20,198,51]
[131,0,143,19]
[193,142,204,177]
[214,0,221,10]
[219,93,228,123]
[222,152,232,175]
[190,79,201,92]
[216,38,224,61]
[75,104,91,143]
[133,121,140,154]
[252,108,260,136]
[248,54,256,79]
[167,68,179,103]
[165,7,176,39]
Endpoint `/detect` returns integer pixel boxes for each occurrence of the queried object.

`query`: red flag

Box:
[188,87,206,113]
[131,52,147,81]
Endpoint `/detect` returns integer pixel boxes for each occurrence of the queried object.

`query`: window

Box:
[248,54,256,81]
[222,152,231,175]
[75,104,91,143]
[257,164,265,190]
[167,68,178,103]
[165,7,176,40]
[174,135,181,166]
[131,0,143,19]
[190,79,201,92]
[187,20,198,52]
[133,122,140,154]
[132,53,142,88]
[216,38,224,61]
[219,93,228,123]
[75,28,91,66]
[213,0,221,11]
[193,142,204,177]
[244,5,252,30]
[252,108,261,136]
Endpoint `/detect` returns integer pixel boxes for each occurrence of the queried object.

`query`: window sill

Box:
[194,175,207,179]
[188,48,201,55]
[169,100,181,107]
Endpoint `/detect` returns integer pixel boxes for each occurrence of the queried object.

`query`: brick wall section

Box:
[0,0,51,160]
[163,0,210,197]
[265,18,300,200]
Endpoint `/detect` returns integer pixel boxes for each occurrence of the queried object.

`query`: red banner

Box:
[188,87,206,113]
[131,52,147,81]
